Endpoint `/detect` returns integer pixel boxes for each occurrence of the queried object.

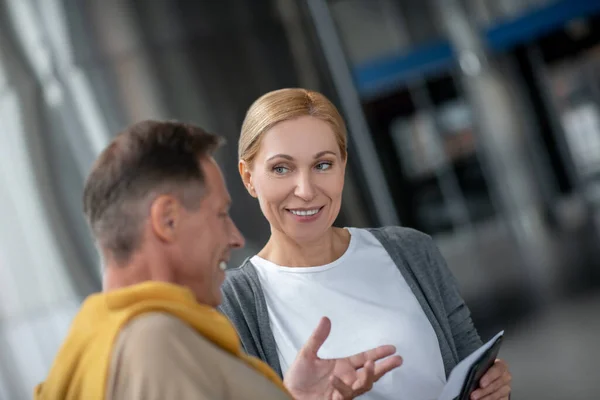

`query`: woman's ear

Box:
[239,160,257,198]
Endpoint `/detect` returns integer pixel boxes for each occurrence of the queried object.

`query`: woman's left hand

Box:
[470,359,511,400]
[284,317,402,399]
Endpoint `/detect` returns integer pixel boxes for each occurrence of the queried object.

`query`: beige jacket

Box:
[106,312,291,399]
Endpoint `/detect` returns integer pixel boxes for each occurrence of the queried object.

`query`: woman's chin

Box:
[284,223,331,243]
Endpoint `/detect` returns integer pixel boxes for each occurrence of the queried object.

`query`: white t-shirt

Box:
[252,228,447,400]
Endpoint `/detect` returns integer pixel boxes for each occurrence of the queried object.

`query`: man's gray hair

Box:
[82,120,223,264]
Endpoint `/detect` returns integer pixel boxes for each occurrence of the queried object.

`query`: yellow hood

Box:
[35,281,288,399]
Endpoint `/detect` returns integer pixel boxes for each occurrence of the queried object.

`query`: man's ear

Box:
[239,160,257,198]
[149,195,180,242]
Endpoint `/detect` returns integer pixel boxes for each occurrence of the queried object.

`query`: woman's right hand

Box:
[283,317,403,399]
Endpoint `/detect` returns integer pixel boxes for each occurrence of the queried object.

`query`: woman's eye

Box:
[316,162,332,171]
[273,166,289,175]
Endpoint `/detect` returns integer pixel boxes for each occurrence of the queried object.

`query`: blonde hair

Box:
[239,88,347,165]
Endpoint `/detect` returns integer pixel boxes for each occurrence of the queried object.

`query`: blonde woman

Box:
[220,89,512,400]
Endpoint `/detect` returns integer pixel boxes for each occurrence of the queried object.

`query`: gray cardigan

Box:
[219,226,483,378]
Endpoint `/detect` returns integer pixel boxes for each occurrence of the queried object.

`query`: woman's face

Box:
[241,115,346,243]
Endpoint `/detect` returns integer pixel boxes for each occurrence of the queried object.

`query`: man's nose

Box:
[229,218,245,249]
[294,171,316,202]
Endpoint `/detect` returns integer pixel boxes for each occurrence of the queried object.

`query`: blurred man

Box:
[34,120,400,400]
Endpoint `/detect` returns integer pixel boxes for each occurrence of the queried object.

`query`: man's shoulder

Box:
[110,313,227,383]
[108,313,228,399]
[109,313,289,400]
[120,312,191,336]
[116,312,211,356]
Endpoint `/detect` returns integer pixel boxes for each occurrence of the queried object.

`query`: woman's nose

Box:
[294,172,316,202]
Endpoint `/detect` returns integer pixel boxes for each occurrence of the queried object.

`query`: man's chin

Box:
[187,285,221,308]
[210,288,223,308]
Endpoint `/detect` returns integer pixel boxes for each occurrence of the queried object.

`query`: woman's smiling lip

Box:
[285,206,325,222]
[285,206,325,212]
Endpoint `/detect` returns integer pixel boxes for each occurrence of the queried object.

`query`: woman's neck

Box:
[258,227,351,267]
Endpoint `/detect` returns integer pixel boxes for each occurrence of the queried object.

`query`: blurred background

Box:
[1,0,600,398]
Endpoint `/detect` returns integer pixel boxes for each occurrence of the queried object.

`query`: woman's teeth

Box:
[290,208,320,216]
